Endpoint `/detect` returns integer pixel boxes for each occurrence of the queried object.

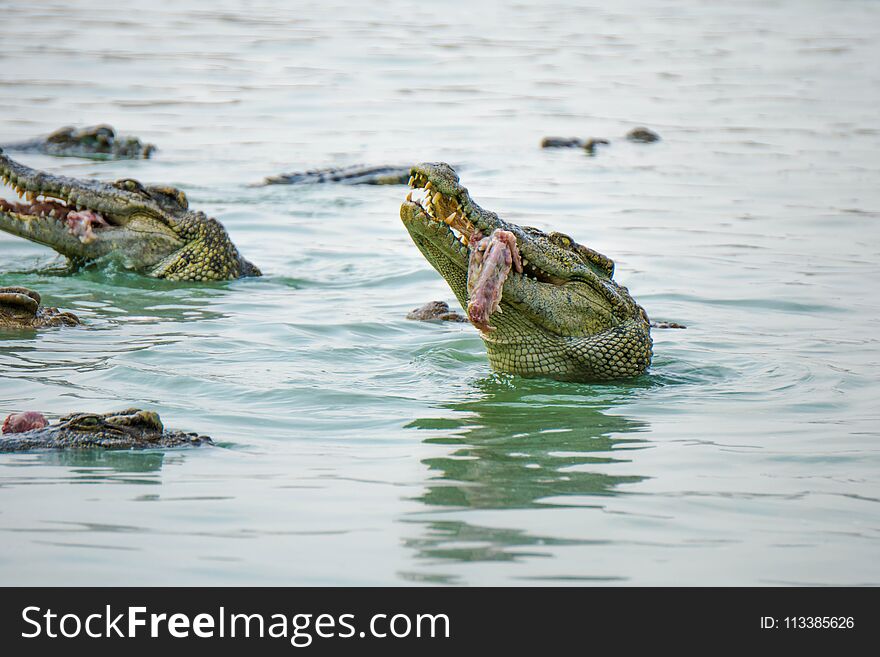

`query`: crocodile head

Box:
[42,124,155,159]
[400,162,652,381]
[0,286,80,328]
[0,408,213,451]
[0,149,260,280]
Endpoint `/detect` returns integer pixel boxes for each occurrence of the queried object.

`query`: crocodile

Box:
[0,286,80,328]
[2,125,156,160]
[541,137,610,155]
[406,300,467,323]
[263,165,411,186]
[0,408,212,452]
[541,127,661,152]
[0,149,260,280]
[626,127,660,143]
[400,163,652,381]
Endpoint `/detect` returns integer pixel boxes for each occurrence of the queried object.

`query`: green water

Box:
[1,0,879,585]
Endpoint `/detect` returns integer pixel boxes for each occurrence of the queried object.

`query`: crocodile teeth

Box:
[408,176,415,187]
[425,181,433,190]
[406,191,413,202]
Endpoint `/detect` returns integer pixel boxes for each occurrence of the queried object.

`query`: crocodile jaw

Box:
[400,165,613,339]
[400,162,653,381]
[0,149,183,268]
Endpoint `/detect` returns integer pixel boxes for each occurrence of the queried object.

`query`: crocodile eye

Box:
[549,232,573,248]
[75,416,101,427]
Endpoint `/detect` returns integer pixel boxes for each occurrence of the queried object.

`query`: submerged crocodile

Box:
[406,300,467,323]
[626,127,661,143]
[0,149,260,280]
[0,408,212,452]
[541,127,661,153]
[541,137,610,155]
[2,125,156,160]
[263,165,411,186]
[0,286,80,328]
[400,163,652,381]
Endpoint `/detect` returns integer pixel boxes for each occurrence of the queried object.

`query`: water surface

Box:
[1,0,879,585]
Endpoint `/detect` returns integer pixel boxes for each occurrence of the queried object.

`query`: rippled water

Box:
[1,0,879,585]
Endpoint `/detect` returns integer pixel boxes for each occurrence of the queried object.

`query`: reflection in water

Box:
[0,266,230,326]
[0,327,39,341]
[405,521,607,568]
[403,377,649,571]
[4,449,167,485]
[0,269,232,404]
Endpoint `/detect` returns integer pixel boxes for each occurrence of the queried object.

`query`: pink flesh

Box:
[0,198,70,219]
[466,229,522,332]
[2,411,48,434]
[0,199,108,244]
[65,210,109,244]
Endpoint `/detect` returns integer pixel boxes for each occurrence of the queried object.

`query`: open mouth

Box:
[403,172,568,286]
[404,171,571,332]
[0,170,114,244]
[405,170,476,248]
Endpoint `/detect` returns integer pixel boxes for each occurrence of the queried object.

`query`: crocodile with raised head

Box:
[2,125,156,160]
[0,408,212,452]
[0,149,260,280]
[0,286,80,328]
[400,163,652,381]
[263,164,411,186]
